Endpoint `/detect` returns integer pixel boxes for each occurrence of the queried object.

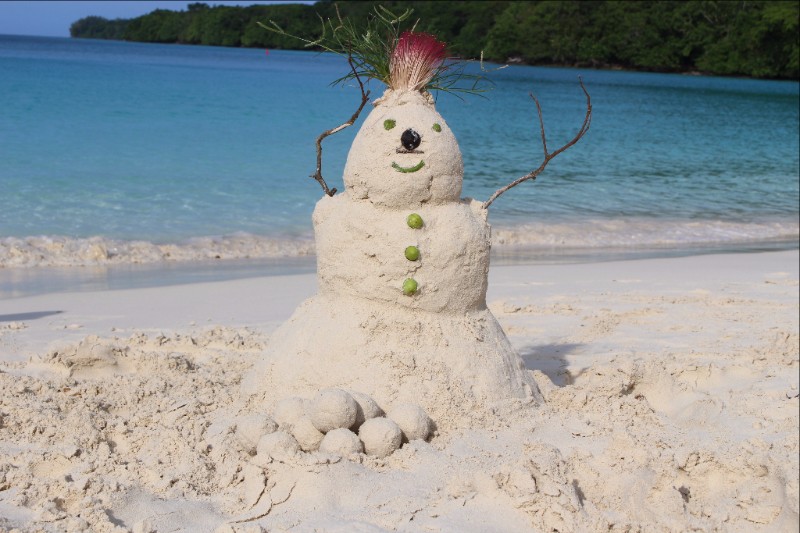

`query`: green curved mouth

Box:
[392,160,425,173]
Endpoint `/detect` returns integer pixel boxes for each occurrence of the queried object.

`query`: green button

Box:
[406,213,423,229]
[405,246,420,261]
[402,278,418,295]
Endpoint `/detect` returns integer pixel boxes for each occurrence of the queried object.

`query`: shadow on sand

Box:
[519,342,584,387]
[0,310,63,322]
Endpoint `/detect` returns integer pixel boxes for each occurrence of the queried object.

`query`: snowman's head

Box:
[343,89,463,207]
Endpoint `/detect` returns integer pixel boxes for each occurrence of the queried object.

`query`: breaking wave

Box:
[1,217,797,268]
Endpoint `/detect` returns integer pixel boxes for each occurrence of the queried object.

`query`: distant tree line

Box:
[69,1,799,80]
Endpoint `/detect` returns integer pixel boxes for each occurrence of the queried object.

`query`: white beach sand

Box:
[0,250,797,532]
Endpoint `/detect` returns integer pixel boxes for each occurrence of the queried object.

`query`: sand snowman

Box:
[242,32,541,433]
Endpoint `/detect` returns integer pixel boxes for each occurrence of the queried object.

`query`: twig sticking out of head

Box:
[312,53,370,197]
[259,6,489,97]
[482,78,592,209]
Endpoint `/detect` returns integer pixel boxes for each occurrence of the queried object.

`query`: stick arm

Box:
[482,78,592,210]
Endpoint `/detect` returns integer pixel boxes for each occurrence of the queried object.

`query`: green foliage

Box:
[69,1,800,80]
[69,16,129,40]
[694,1,800,78]
[122,9,188,43]
[241,5,325,48]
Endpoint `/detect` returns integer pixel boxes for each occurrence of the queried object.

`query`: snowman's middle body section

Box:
[315,194,490,314]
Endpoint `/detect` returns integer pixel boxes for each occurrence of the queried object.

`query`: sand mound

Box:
[0,312,796,532]
[241,294,536,431]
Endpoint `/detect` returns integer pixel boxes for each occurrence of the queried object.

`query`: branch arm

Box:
[482,78,591,210]
[533,93,548,156]
[546,79,592,160]
[311,53,371,197]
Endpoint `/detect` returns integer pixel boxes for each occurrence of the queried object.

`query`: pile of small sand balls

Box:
[235,389,433,462]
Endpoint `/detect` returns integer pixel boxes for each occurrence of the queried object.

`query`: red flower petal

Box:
[389,31,448,91]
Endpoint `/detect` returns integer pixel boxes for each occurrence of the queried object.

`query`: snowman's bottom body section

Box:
[241,294,539,429]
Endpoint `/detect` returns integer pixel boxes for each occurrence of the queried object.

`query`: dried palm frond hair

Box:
[259,5,489,96]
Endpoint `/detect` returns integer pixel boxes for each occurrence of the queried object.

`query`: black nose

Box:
[401,129,421,150]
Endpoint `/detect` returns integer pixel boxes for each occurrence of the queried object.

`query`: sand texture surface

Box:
[0,251,797,532]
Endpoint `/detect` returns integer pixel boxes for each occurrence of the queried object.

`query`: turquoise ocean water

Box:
[1,35,798,293]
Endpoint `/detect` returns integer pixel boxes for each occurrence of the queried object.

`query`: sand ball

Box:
[358,417,403,458]
[388,403,433,442]
[235,413,278,452]
[290,416,325,452]
[349,391,384,430]
[309,388,358,433]
[319,428,364,456]
[273,396,309,429]
[255,430,299,463]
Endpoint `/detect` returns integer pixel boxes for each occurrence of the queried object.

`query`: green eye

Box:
[384,119,396,130]
[432,123,442,132]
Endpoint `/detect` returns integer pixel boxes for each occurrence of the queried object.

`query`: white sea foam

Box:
[0,233,315,268]
[1,218,797,268]
[491,217,799,249]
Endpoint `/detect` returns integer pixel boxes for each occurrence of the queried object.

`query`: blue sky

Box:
[0,1,313,38]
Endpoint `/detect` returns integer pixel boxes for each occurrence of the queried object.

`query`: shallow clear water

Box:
[1,34,798,267]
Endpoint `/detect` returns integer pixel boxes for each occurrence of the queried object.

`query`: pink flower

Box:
[389,31,448,92]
